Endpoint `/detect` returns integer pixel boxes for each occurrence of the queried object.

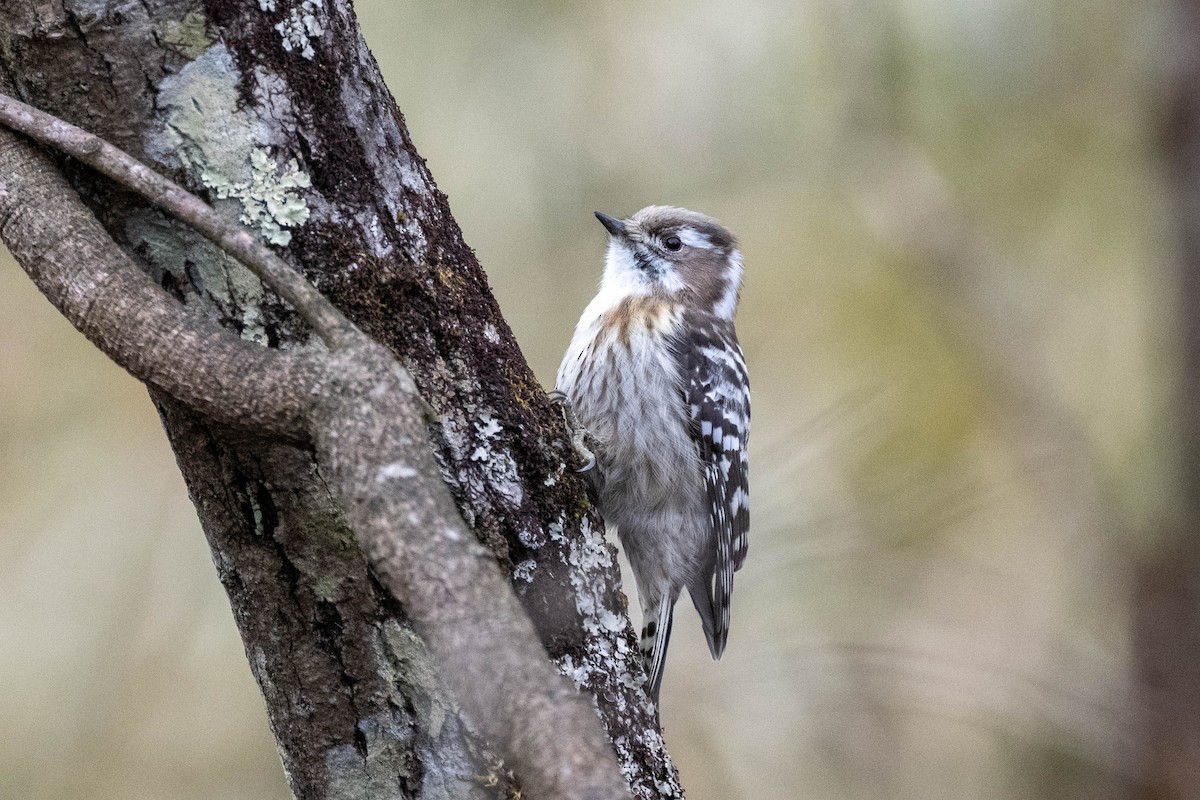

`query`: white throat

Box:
[597,240,684,304]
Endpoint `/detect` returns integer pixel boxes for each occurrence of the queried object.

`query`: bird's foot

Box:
[548,390,599,476]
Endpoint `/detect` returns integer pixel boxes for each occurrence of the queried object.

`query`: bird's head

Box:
[595,205,743,320]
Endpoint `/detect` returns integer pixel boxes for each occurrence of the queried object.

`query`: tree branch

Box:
[0,95,631,800]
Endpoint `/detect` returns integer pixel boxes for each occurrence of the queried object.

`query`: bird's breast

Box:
[557,296,700,509]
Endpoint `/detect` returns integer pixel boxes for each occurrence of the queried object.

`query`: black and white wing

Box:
[679,317,750,659]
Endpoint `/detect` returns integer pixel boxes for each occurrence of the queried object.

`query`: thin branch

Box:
[0,92,359,349]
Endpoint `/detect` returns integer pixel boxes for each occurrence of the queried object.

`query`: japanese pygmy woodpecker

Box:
[555,206,750,702]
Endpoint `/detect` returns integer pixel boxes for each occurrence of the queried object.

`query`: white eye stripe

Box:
[677,227,715,249]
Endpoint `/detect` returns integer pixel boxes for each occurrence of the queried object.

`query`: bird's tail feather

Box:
[687,573,728,661]
[640,598,675,703]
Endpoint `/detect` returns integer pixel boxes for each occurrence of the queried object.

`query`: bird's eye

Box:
[663,235,683,252]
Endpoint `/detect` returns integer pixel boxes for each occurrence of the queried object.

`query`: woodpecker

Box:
[555,206,750,702]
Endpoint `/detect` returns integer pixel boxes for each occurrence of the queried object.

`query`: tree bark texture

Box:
[0,2,680,798]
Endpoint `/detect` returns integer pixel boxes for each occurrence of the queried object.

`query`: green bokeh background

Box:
[0,1,1175,798]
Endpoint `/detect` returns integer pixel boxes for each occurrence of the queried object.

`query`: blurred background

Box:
[0,0,1185,798]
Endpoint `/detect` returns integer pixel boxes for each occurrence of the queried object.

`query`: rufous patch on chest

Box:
[600,297,675,348]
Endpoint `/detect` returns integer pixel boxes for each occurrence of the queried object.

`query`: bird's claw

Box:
[575,450,597,474]
[548,389,599,476]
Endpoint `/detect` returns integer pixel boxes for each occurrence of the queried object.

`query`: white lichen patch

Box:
[258,0,277,10]
[512,559,536,583]
[596,608,626,633]
[550,513,634,652]
[517,526,546,549]
[397,156,429,195]
[475,411,502,440]
[563,517,616,618]
[204,149,312,246]
[275,0,325,60]
[483,451,524,507]
[482,323,500,344]
[127,205,273,334]
[556,653,593,686]
[151,46,249,178]
[240,303,268,343]
[148,45,312,247]
[440,410,525,508]
[156,9,215,60]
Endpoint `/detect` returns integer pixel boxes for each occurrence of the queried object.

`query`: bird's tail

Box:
[639,596,675,704]
[688,574,727,662]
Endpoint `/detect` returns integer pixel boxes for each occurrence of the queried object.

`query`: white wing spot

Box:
[730,486,748,511]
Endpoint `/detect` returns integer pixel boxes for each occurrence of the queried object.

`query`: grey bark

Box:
[0,2,681,798]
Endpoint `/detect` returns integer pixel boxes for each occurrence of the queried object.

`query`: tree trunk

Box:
[0,2,679,797]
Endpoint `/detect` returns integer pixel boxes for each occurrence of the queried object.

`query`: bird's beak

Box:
[595,211,627,239]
